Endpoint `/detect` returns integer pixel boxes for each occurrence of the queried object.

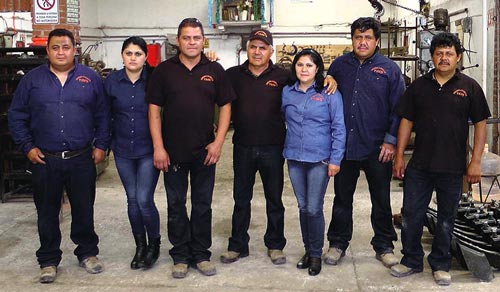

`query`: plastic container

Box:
[472,144,500,202]
[30,37,48,47]
[147,43,161,67]
[480,144,500,175]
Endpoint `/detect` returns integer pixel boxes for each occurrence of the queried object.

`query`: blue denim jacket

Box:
[282,82,346,165]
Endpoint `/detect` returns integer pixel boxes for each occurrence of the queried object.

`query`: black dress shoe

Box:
[308,257,321,276]
[297,253,310,269]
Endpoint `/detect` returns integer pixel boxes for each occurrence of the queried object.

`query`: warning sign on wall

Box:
[34,0,60,24]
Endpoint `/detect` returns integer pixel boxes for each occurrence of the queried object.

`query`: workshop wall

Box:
[80,0,385,70]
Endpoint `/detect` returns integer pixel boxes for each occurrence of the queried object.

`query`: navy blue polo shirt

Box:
[327,50,405,160]
[105,68,153,159]
[8,63,110,154]
[226,60,289,146]
[396,69,491,174]
[146,54,236,163]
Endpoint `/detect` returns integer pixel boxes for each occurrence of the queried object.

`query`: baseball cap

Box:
[248,29,273,46]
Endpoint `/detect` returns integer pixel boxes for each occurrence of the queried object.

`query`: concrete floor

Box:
[0,129,499,292]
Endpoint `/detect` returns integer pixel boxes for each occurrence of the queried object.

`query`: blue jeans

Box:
[400,167,462,272]
[163,151,215,264]
[327,150,397,254]
[228,144,286,255]
[114,155,160,239]
[287,160,330,258]
[31,149,98,267]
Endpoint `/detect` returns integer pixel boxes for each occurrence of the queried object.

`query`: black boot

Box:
[297,253,310,269]
[143,236,160,269]
[308,257,322,276]
[131,234,147,269]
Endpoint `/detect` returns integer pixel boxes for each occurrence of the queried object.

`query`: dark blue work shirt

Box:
[327,50,405,160]
[8,63,110,154]
[105,68,153,159]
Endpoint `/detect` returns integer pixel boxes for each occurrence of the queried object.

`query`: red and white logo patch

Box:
[200,75,214,82]
[453,89,467,97]
[76,76,91,83]
[310,93,324,102]
[371,67,386,75]
[266,80,278,87]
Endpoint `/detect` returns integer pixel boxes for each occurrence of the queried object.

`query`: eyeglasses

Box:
[124,51,144,57]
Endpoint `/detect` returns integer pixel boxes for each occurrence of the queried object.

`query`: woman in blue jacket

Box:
[282,48,346,276]
[104,37,160,270]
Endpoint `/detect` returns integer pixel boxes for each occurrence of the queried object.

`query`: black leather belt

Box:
[43,146,91,160]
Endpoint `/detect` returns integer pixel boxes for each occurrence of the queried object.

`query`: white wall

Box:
[81,0,397,69]
[0,12,32,48]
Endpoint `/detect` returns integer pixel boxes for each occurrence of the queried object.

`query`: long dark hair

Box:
[289,48,325,93]
[121,36,148,55]
[121,36,153,91]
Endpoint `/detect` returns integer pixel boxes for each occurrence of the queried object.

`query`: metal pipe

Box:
[449,8,469,17]
[80,34,168,40]
[482,0,487,91]
[492,0,499,153]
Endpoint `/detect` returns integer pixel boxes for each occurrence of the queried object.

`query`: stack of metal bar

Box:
[426,195,500,281]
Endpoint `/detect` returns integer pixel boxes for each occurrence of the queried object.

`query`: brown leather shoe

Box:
[267,249,286,265]
[324,247,345,265]
[433,270,451,286]
[390,264,422,277]
[39,266,57,283]
[376,252,399,268]
[172,263,188,279]
[196,260,216,276]
[220,251,243,264]
[79,256,104,274]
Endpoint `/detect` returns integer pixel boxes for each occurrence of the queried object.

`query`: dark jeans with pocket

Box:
[32,149,99,267]
[327,150,397,254]
[164,151,215,264]
[228,144,286,255]
[400,167,462,272]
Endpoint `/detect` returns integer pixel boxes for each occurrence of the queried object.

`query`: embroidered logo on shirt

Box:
[453,89,467,97]
[310,93,324,102]
[76,76,91,83]
[266,80,278,87]
[371,67,386,75]
[200,75,214,82]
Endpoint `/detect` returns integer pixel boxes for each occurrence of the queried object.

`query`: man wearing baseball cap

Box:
[248,29,273,45]
[221,29,336,265]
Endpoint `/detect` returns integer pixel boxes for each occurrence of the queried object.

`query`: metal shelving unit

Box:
[0,47,47,202]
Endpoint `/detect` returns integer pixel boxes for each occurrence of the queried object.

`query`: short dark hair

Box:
[177,18,204,37]
[121,36,148,55]
[290,48,325,93]
[430,32,464,55]
[48,28,76,46]
[351,17,381,40]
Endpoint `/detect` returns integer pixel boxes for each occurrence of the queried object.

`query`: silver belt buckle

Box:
[61,151,70,159]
